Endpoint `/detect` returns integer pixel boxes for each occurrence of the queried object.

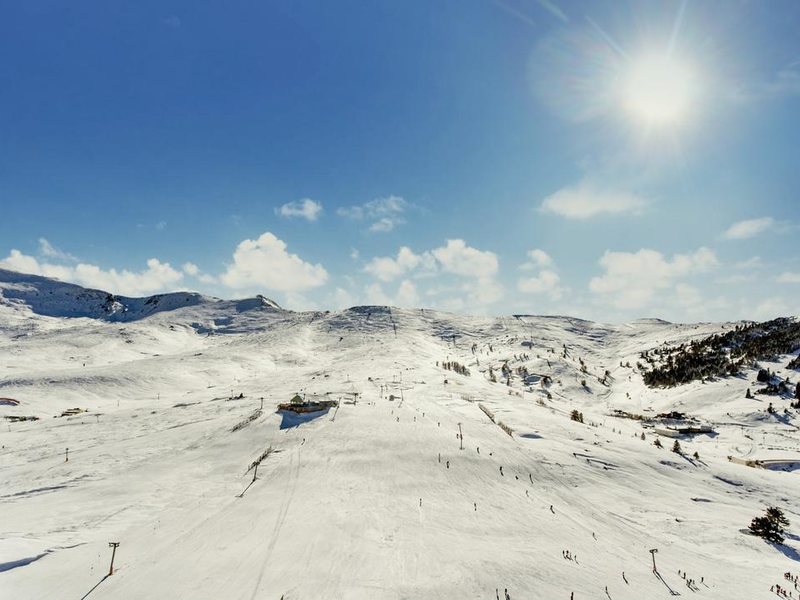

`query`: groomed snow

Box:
[1,274,799,599]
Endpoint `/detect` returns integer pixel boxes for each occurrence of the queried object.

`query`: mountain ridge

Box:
[0,268,282,321]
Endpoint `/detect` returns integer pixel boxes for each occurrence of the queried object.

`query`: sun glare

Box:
[622,55,695,126]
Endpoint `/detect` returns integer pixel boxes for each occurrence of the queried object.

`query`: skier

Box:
[499,466,504,476]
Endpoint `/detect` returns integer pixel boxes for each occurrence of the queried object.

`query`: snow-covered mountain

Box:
[1,268,799,599]
[0,268,283,321]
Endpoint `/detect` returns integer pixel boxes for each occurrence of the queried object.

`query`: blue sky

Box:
[1,0,798,321]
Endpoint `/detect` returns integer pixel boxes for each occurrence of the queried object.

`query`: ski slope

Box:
[1,271,799,599]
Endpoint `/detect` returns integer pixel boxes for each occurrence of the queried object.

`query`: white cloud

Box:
[220,232,328,292]
[520,248,553,270]
[364,282,391,305]
[589,247,718,310]
[331,287,356,309]
[361,239,503,309]
[517,248,564,300]
[722,217,775,240]
[369,218,398,233]
[540,182,648,219]
[466,277,504,306]
[183,262,217,285]
[1,250,54,277]
[432,239,498,278]
[396,280,420,307]
[337,196,409,233]
[0,249,184,296]
[363,280,420,308]
[363,246,434,282]
[777,272,800,284]
[182,262,200,276]
[419,279,503,314]
[364,239,497,282]
[752,297,793,321]
[518,270,563,299]
[38,238,76,262]
[276,198,323,222]
[283,292,318,311]
[73,259,183,296]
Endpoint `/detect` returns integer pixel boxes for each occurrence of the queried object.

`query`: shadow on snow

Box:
[278,408,330,430]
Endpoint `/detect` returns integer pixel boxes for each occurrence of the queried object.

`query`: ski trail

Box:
[248,445,300,600]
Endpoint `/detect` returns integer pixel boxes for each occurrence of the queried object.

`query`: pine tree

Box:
[749,506,789,544]
[672,440,682,454]
[654,438,662,448]
[746,388,752,399]
[766,506,790,529]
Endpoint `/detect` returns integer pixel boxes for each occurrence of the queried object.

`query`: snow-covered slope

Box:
[0,268,281,322]
[1,270,799,599]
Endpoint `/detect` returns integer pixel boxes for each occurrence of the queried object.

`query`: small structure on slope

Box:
[59,408,88,418]
[653,424,714,437]
[649,411,715,437]
[277,393,338,414]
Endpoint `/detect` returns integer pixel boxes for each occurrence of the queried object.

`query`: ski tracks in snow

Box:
[248,444,301,600]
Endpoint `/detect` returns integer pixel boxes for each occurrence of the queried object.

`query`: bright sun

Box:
[622,55,695,126]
